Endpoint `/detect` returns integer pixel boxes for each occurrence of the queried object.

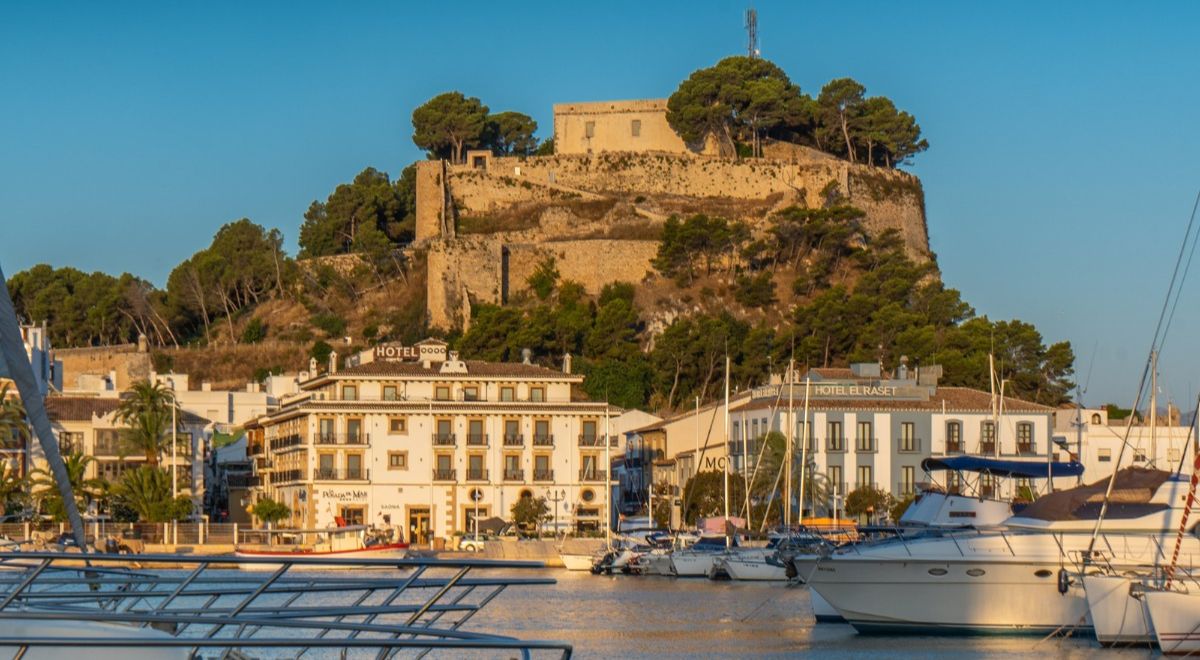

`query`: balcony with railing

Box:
[979,441,996,455]
[269,434,304,452]
[433,468,456,481]
[248,442,264,457]
[897,437,922,454]
[896,481,917,497]
[271,469,304,484]
[944,439,964,454]
[466,433,489,447]
[824,438,846,453]
[854,438,877,454]
[579,469,607,482]
[1014,443,1037,457]
[314,467,369,481]
[94,439,124,457]
[467,468,489,481]
[0,437,25,452]
[433,433,456,446]
[503,433,524,447]
[532,434,554,447]
[504,468,524,482]
[533,469,554,481]
[579,434,617,447]
[314,432,368,446]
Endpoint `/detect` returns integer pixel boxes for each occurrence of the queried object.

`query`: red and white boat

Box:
[234,524,407,570]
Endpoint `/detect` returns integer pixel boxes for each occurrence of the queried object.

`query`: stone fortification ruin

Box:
[417,99,930,330]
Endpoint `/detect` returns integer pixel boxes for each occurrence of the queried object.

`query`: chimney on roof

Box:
[563,353,572,374]
[521,348,532,365]
[201,381,211,392]
[897,356,909,381]
[309,357,318,374]
[329,351,338,374]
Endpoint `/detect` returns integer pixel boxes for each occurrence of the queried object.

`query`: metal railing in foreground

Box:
[0,551,573,658]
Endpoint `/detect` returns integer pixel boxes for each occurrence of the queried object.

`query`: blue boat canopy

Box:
[920,456,1085,479]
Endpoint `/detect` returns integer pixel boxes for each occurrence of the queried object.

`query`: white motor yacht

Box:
[795,468,1199,635]
[670,536,735,577]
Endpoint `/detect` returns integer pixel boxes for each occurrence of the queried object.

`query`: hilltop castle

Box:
[413,98,928,330]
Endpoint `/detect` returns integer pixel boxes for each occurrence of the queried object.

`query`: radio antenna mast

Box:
[745,8,759,58]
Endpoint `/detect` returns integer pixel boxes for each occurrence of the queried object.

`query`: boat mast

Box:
[785,359,794,528]
[0,263,88,549]
[723,355,731,548]
[799,374,811,525]
[1151,350,1158,468]
[605,404,612,550]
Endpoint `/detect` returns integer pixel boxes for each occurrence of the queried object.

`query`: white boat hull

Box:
[233,544,408,570]
[1083,574,1154,646]
[810,589,845,623]
[795,554,1092,634]
[633,552,675,576]
[1146,589,1200,654]
[670,552,719,577]
[722,554,787,581]
[559,553,595,571]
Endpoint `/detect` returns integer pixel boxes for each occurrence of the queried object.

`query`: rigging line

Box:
[1172,390,1200,477]
[1088,189,1200,558]
[1160,193,1200,355]
[1150,189,1200,353]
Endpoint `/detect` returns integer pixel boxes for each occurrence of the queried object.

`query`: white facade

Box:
[632,366,1058,525]
[250,340,620,544]
[1054,406,1195,481]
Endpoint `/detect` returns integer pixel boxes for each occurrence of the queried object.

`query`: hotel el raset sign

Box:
[750,382,928,401]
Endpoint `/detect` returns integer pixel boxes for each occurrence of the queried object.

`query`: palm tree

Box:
[0,383,28,448]
[115,466,189,522]
[30,453,104,521]
[0,462,27,517]
[114,380,179,466]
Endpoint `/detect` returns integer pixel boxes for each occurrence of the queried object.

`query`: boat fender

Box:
[1057,568,1070,595]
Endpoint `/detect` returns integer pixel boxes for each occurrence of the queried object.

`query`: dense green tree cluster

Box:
[411,92,544,162]
[165,219,292,342]
[7,266,173,347]
[458,279,650,409]
[298,166,416,257]
[668,56,927,167]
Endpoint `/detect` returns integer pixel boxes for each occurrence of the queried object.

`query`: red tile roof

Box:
[44,396,121,422]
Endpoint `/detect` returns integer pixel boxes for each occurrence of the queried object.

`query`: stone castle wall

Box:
[57,343,151,391]
[553,99,689,156]
[419,151,928,330]
[427,239,660,329]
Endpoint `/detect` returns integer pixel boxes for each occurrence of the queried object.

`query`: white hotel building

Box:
[248,340,621,544]
[628,363,1059,525]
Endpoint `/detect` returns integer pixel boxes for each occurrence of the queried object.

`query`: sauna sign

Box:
[374,344,419,361]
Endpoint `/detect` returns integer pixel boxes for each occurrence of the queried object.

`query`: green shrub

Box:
[311,313,347,337]
[241,318,266,343]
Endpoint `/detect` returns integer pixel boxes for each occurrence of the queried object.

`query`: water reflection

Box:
[471,569,1149,658]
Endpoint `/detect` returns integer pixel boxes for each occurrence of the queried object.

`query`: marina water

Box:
[471,569,1147,658]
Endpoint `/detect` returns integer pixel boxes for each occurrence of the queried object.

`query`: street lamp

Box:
[547,488,566,535]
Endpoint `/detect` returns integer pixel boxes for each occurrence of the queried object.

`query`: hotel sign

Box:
[374,344,419,361]
[751,382,928,401]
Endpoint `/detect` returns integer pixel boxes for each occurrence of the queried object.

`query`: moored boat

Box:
[1145,588,1200,654]
[797,468,1199,635]
[234,524,407,569]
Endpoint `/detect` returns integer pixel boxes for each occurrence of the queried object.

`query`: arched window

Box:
[1091,413,1102,425]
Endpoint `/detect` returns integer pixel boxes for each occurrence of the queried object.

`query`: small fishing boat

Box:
[234,524,407,569]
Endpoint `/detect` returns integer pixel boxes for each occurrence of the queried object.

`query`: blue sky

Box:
[4,1,1200,408]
